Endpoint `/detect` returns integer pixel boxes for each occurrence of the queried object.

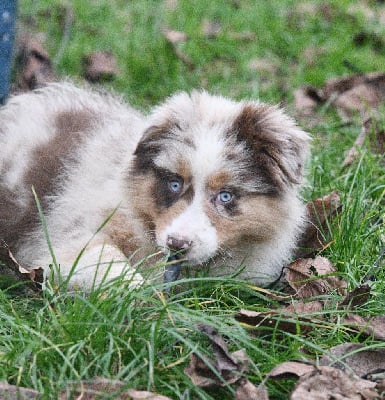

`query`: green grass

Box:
[2,0,385,398]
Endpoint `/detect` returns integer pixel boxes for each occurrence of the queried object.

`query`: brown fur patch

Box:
[23,109,94,203]
[102,211,140,257]
[209,195,286,246]
[231,104,303,189]
[1,109,95,253]
[206,171,232,191]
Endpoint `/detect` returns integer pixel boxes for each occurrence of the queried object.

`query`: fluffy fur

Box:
[0,83,310,289]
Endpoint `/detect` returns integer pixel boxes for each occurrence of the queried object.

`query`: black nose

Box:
[166,236,192,252]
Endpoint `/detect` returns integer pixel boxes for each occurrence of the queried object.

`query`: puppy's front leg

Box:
[54,244,144,290]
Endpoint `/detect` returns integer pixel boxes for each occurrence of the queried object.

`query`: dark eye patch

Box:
[153,168,187,209]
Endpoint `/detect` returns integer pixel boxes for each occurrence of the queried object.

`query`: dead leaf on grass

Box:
[343,313,385,341]
[184,323,259,398]
[201,19,222,38]
[0,240,43,292]
[295,191,341,258]
[268,361,316,380]
[320,343,385,379]
[340,284,371,309]
[162,28,188,44]
[290,366,378,400]
[16,34,55,90]
[0,382,41,399]
[83,51,119,82]
[286,256,347,299]
[162,28,193,68]
[235,379,269,400]
[235,308,315,335]
[342,117,385,167]
[59,377,172,400]
[284,300,323,315]
[294,72,385,120]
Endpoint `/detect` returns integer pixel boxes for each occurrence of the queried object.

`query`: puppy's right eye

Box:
[168,179,183,194]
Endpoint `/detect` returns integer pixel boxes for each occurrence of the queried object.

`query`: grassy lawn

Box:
[1,0,385,398]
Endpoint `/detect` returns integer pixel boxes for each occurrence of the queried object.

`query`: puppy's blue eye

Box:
[218,191,233,203]
[168,180,182,193]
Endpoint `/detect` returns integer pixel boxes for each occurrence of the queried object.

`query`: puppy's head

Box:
[129,91,310,265]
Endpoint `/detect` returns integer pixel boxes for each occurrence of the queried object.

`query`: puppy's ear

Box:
[133,119,179,173]
[232,104,310,189]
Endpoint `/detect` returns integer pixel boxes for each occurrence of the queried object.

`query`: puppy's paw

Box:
[63,244,144,290]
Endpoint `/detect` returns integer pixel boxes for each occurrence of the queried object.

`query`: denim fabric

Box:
[0,0,17,105]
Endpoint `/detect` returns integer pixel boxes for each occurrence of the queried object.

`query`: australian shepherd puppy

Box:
[0,83,310,289]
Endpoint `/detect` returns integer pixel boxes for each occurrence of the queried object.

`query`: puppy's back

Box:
[0,83,144,260]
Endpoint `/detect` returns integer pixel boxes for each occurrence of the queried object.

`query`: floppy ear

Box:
[232,103,310,189]
[132,117,181,173]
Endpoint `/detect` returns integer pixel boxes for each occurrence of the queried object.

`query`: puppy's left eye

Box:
[217,190,233,204]
[168,179,183,193]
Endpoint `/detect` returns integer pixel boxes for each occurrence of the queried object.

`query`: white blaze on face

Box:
[157,124,229,264]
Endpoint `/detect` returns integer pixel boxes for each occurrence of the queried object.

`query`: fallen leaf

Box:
[184,324,251,388]
[295,72,385,121]
[15,34,55,90]
[320,343,385,379]
[235,308,315,335]
[235,379,269,400]
[0,240,43,292]
[197,323,241,373]
[340,284,371,309]
[342,118,385,167]
[343,313,385,341]
[59,377,172,400]
[162,28,188,44]
[284,300,323,315]
[290,366,378,400]
[0,382,41,399]
[293,87,319,114]
[162,28,193,68]
[83,51,118,82]
[295,191,341,258]
[286,257,347,299]
[268,361,315,380]
[201,19,222,38]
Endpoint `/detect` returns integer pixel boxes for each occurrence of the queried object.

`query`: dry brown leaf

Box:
[268,361,315,380]
[83,51,118,82]
[294,72,385,121]
[293,88,319,114]
[59,377,172,400]
[235,379,269,400]
[286,256,347,299]
[343,313,385,341]
[295,191,341,258]
[162,28,188,44]
[201,19,222,38]
[343,118,385,167]
[162,28,193,68]
[290,366,378,400]
[235,308,314,335]
[16,34,55,90]
[284,300,323,315]
[197,323,242,373]
[184,324,251,388]
[0,240,43,292]
[340,284,371,309]
[0,382,40,399]
[320,343,385,379]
